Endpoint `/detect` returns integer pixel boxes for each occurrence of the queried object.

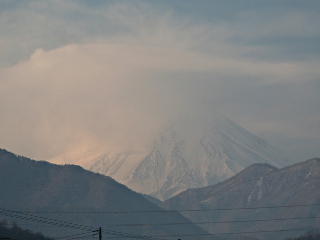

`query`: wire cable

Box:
[54,232,98,240]
[131,227,320,238]
[0,209,95,232]
[2,207,320,239]
[101,228,165,240]
[0,211,91,232]
[57,235,97,240]
[8,203,320,214]
[13,215,320,230]
[111,215,320,227]
[0,208,165,240]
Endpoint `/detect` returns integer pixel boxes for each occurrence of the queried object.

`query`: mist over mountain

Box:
[161,158,320,240]
[50,116,295,200]
[0,148,208,239]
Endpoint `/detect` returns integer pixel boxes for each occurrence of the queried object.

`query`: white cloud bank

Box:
[1,42,319,160]
[0,0,319,160]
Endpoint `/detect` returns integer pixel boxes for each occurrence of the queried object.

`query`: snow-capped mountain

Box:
[49,116,294,200]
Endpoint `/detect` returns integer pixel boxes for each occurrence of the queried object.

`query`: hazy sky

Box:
[0,0,319,161]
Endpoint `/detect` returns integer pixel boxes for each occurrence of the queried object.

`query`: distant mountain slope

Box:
[0,148,208,239]
[50,116,294,200]
[160,158,320,240]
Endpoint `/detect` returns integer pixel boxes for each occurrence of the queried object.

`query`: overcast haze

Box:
[0,0,319,161]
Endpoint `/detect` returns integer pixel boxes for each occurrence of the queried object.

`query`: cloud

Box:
[1,41,319,160]
[0,43,215,158]
[0,0,319,160]
[2,0,319,67]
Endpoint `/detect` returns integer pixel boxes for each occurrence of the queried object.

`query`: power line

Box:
[0,208,166,240]
[54,232,98,240]
[0,211,163,240]
[3,225,79,228]
[2,207,320,230]
[8,203,320,214]
[0,209,96,232]
[111,215,320,227]
[133,227,320,238]
[100,227,166,240]
[0,211,92,232]
[2,207,320,240]
[9,215,320,233]
[103,232,164,240]
[95,227,320,239]
[57,235,96,240]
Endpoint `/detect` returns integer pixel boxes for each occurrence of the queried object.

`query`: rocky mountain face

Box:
[160,158,320,240]
[0,148,208,239]
[50,116,294,200]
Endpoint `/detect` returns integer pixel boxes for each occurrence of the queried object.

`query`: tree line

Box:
[286,231,320,240]
[0,219,53,240]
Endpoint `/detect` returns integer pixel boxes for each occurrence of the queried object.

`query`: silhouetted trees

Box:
[286,231,320,240]
[0,219,53,240]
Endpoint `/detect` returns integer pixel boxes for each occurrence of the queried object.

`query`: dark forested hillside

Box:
[0,148,208,240]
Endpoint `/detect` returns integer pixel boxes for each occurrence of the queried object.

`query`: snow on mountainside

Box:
[49,116,295,200]
[160,158,320,240]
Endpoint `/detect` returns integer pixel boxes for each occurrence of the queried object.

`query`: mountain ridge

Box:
[160,157,320,240]
[49,116,295,200]
[0,148,208,239]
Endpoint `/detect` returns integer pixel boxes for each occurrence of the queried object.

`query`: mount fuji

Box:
[49,116,295,200]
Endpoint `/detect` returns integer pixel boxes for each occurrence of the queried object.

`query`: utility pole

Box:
[99,227,102,240]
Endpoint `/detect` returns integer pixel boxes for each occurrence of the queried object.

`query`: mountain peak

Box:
[49,116,295,200]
